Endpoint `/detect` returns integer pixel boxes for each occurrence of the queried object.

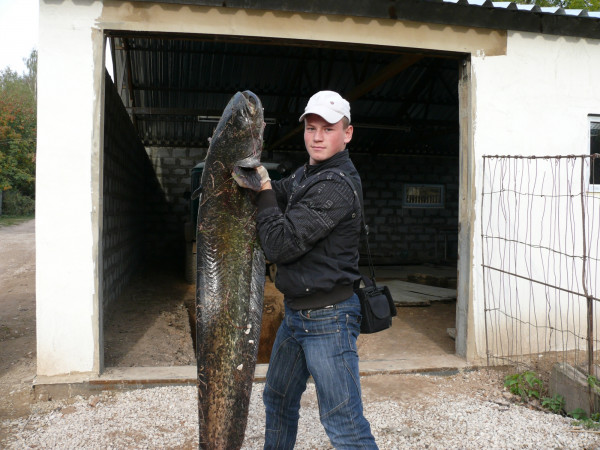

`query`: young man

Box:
[235,90,377,449]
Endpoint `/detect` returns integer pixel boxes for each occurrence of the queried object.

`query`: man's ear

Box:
[344,125,354,144]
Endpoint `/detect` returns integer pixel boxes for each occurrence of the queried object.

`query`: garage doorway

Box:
[100,32,468,371]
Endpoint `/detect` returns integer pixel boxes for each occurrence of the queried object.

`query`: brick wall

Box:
[102,87,458,310]
[267,150,459,265]
[139,147,459,267]
[102,74,207,312]
[355,153,459,264]
[144,147,207,261]
[102,72,157,309]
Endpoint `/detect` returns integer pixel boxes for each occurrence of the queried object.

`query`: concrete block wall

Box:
[102,73,155,309]
[144,146,207,261]
[102,74,206,311]
[355,153,459,264]
[268,150,459,265]
[102,139,457,291]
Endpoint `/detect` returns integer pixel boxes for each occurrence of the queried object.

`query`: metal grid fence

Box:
[481,155,600,379]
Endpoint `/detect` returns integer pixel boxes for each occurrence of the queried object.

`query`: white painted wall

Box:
[471,31,600,360]
[35,0,600,374]
[36,0,103,376]
[36,0,505,378]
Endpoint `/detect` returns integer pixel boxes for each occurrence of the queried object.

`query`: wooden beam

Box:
[266,54,423,150]
[123,38,138,129]
[346,54,423,102]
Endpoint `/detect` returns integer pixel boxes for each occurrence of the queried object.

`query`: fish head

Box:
[209,91,265,190]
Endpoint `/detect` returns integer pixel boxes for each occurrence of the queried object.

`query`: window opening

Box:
[402,184,445,208]
[590,116,600,186]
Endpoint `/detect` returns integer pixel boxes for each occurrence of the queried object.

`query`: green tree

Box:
[24,49,37,103]
[0,49,37,198]
[512,0,600,10]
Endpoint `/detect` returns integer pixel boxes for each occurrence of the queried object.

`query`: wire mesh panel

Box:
[481,155,600,375]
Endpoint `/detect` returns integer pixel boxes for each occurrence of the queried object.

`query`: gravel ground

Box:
[3,222,598,448]
[2,370,600,449]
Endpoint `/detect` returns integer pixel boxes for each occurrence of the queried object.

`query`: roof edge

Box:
[126,0,600,40]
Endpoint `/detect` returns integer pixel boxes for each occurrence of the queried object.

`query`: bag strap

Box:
[336,170,378,288]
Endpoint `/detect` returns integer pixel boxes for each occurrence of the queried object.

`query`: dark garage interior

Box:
[100,32,462,369]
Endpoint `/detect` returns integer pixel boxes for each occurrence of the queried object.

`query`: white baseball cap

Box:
[298,90,351,124]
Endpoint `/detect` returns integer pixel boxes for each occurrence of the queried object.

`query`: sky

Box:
[0,0,39,75]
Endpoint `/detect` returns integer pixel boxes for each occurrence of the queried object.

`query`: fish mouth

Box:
[236,91,263,126]
[232,156,262,191]
[232,91,264,191]
[241,91,260,116]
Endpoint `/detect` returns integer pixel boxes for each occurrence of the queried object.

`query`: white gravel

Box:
[2,375,600,449]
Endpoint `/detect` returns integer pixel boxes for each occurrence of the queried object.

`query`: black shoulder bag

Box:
[339,171,397,334]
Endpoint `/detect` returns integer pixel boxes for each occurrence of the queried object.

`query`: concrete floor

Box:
[357,301,466,374]
[356,264,466,374]
[35,264,467,396]
[132,265,466,377]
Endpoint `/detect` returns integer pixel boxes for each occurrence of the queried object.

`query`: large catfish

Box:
[196,91,266,449]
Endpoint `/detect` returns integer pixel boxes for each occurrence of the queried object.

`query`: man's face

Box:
[303,114,353,165]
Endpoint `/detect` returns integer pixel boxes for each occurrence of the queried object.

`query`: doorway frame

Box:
[95,4,494,374]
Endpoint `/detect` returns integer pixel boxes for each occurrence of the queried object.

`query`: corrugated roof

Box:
[128,0,600,39]
[109,0,599,154]
[109,35,460,155]
[448,0,600,20]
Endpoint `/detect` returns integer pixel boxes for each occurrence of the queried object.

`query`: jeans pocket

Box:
[299,310,340,335]
[345,313,360,352]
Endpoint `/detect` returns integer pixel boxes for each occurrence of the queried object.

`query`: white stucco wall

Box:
[35,0,600,375]
[470,31,600,360]
[34,1,507,378]
[36,0,104,376]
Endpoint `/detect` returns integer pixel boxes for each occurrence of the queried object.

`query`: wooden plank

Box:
[381,280,456,306]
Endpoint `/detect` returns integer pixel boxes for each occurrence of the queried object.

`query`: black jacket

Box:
[256,149,362,310]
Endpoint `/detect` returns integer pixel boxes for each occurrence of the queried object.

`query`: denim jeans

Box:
[263,294,378,449]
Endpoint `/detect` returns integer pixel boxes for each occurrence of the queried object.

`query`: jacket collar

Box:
[305,148,350,175]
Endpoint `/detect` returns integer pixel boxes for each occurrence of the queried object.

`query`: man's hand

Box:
[255,166,271,189]
[232,165,271,192]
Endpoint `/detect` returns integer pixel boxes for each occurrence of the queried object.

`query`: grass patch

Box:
[0,214,34,227]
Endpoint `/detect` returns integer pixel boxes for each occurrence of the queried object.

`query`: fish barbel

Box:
[196,90,266,449]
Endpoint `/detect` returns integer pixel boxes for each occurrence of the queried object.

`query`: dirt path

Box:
[0,219,36,421]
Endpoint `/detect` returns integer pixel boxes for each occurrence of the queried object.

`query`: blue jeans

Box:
[263,294,378,449]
